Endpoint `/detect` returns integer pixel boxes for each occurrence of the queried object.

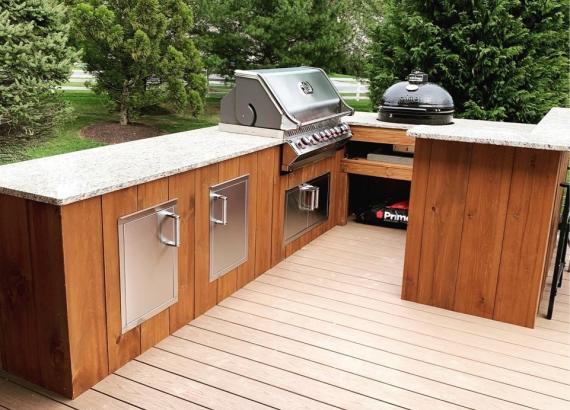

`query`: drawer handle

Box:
[159,211,181,247]
[211,193,229,225]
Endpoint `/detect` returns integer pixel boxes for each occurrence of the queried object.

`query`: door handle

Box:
[313,186,320,210]
[211,193,229,225]
[299,184,319,211]
[159,211,181,247]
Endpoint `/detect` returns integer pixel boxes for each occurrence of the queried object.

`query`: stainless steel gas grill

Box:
[219,67,354,172]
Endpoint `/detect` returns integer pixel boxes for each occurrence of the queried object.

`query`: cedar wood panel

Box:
[403,140,564,327]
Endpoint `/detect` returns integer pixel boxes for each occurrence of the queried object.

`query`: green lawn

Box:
[0,91,373,165]
[1,91,219,165]
[346,99,373,112]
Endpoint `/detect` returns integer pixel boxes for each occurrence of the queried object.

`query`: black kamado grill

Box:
[378,70,454,125]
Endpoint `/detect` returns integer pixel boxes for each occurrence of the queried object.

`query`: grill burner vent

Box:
[378,70,454,125]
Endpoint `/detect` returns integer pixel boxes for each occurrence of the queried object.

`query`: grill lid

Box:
[378,70,454,125]
[221,67,354,130]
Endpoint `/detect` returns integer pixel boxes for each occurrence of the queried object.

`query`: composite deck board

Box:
[227,287,567,369]
[1,223,569,409]
[217,297,568,407]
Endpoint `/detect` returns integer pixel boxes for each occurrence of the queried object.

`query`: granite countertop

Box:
[344,111,416,130]
[1,107,567,206]
[0,127,282,205]
[345,107,570,151]
[408,119,538,148]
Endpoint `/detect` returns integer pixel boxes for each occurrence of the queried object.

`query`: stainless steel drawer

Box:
[118,199,180,333]
[210,175,249,281]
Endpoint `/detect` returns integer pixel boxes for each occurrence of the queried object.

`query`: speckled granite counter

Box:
[1,108,568,205]
[343,111,415,130]
[345,107,570,151]
[0,126,282,205]
[407,119,538,149]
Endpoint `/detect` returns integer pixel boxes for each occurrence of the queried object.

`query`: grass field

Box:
[0,90,372,165]
[0,91,221,164]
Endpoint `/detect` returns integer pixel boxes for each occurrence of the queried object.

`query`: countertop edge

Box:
[345,107,570,152]
[406,130,570,151]
[0,139,282,206]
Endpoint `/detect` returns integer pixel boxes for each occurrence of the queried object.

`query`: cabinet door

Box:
[284,186,309,244]
[210,175,248,281]
[119,200,180,333]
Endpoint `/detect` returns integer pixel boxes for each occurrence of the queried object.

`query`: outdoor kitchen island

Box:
[345,108,570,328]
[0,107,569,404]
[0,122,350,399]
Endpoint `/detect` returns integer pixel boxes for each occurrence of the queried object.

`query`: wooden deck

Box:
[1,222,569,409]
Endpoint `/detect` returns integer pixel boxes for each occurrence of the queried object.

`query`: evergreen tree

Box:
[0,0,77,138]
[72,0,206,125]
[190,0,351,77]
[368,0,569,122]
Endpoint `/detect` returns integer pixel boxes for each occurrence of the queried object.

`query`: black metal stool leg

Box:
[558,228,568,287]
[547,183,570,319]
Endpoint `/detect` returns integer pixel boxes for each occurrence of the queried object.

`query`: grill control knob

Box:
[325,130,333,138]
[312,133,321,142]
[296,141,305,149]
[301,136,311,145]
[334,126,342,134]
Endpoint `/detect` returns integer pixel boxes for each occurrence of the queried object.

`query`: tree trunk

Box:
[119,82,130,126]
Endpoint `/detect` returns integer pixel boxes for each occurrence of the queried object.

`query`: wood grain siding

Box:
[195,163,219,316]
[271,153,288,266]
[453,145,514,318]
[26,201,72,396]
[340,158,413,181]
[168,171,196,333]
[350,126,415,145]
[255,147,278,276]
[137,178,170,352]
[60,197,108,395]
[402,139,432,301]
[101,187,140,372]
[403,141,565,327]
[237,153,258,288]
[493,149,562,327]
[417,141,472,309]
[0,195,39,383]
[335,149,349,226]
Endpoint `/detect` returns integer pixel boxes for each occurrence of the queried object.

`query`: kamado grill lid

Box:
[378,70,454,125]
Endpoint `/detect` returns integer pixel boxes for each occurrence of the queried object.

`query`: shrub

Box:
[0,0,77,137]
[368,0,569,122]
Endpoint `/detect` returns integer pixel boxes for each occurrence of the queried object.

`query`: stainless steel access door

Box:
[210,175,249,282]
[118,199,180,334]
[284,172,330,244]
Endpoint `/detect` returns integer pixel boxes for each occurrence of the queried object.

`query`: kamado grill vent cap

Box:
[378,69,454,125]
